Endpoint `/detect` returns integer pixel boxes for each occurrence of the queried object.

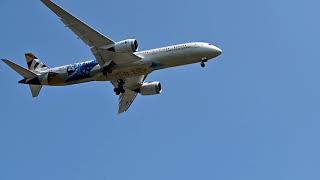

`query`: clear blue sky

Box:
[1,0,320,179]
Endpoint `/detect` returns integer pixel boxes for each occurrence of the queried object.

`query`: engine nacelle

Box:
[139,82,162,96]
[110,39,138,53]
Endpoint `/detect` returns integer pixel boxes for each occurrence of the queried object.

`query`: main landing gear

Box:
[114,79,126,95]
[102,61,115,75]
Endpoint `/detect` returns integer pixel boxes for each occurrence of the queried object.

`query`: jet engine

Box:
[139,82,162,95]
[109,39,139,53]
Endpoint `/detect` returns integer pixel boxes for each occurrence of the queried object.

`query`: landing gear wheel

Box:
[114,79,126,95]
[102,61,115,75]
[103,68,113,75]
[114,88,121,95]
[200,61,206,68]
[118,79,125,85]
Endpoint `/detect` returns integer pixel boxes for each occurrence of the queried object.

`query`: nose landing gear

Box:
[200,57,207,68]
[200,61,206,68]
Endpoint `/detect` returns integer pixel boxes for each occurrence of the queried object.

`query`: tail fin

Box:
[29,85,42,97]
[1,59,43,97]
[25,53,49,72]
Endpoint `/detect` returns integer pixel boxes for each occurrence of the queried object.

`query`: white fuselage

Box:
[38,42,222,86]
[138,42,221,67]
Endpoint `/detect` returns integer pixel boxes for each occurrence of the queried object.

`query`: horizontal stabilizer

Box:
[1,59,37,78]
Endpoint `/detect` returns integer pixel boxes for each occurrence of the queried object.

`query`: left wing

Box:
[41,0,141,66]
[113,75,147,114]
[41,0,114,47]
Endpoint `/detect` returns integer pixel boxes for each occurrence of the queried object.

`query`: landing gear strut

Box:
[114,79,126,95]
[200,57,207,68]
[102,61,115,75]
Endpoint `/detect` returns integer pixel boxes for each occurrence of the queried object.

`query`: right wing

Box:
[41,0,141,66]
[118,90,138,114]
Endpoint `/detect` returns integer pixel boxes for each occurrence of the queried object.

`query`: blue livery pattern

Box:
[66,60,98,82]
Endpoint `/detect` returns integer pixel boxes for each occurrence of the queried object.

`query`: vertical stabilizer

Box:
[29,85,42,97]
[25,53,49,72]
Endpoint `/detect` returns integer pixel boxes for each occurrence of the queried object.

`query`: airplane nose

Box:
[212,46,222,56]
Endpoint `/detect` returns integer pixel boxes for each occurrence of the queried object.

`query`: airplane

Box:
[1,0,222,114]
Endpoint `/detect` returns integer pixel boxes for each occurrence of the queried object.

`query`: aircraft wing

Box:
[118,90,138,114]
[41,0,141,66]
[113,75,147,114]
